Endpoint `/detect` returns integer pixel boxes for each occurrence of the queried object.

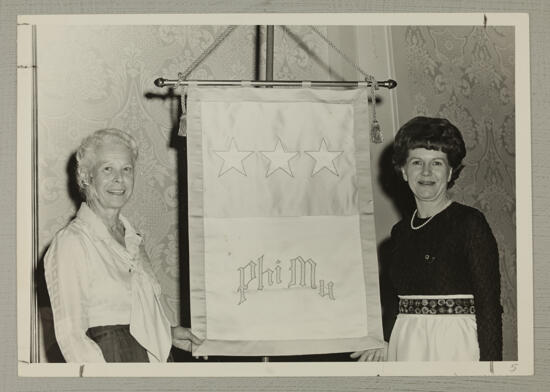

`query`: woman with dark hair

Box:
[352,116,502,361]
[45,128,202,362]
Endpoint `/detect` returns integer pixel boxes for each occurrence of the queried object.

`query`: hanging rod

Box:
[154,78,397,89]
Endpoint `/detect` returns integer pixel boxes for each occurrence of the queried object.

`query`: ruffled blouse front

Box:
[44,203,172,363]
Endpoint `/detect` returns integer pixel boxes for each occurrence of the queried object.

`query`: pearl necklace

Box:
[410,200,452,230]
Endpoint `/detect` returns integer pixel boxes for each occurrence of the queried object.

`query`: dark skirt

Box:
[86,324,149,362]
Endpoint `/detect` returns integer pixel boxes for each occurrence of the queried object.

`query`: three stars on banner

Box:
[213,138,344,178]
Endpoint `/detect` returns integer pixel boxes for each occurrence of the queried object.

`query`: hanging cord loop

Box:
[309,25,371,79]
[175,26,238,137]
[178,25,238,81]
[309,26,383,143]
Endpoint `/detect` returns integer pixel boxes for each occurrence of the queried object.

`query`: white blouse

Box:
[44,203,172,363]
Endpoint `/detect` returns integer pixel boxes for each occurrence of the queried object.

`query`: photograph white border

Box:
[16,12,532,377]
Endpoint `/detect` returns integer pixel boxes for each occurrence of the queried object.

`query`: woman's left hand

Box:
[171,326,203,352]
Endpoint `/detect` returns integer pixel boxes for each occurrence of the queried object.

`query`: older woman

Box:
[352,116,502,362]
[45,128,201,362]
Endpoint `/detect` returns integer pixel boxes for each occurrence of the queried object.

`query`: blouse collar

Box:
[76,202,142,257]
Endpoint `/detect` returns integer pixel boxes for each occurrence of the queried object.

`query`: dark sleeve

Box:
[379,224,401,342]
[464,210,503,361]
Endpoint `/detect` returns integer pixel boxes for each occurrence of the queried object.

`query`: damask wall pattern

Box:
[391,26,517,360]
[36,24,514,362]
[36,25,333,361]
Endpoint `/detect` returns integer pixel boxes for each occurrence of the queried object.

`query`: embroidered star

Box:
[260,139,299,177]
[305,139,344,176]
[213,138,254,177]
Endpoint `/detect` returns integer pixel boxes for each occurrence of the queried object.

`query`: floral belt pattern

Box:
[398,297,476,315]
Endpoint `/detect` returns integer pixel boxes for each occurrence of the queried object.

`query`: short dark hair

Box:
[392,116,466,188]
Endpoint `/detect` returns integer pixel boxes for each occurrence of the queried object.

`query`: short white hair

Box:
[75,128,138,199]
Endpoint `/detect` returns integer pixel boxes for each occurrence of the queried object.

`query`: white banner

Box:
[186,86,383,356]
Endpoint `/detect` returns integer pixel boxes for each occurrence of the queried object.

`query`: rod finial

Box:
[386,79,397,89]
[154,78,166,88]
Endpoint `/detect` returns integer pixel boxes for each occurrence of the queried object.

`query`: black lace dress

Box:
[388,202,503,361]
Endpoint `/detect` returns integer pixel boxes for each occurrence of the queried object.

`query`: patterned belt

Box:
[398,297,476,315]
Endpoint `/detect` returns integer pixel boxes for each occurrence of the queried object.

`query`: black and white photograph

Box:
[16,13,532,377]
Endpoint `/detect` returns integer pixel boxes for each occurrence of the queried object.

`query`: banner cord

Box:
[176,25,384,143]
[308,26,383,143]
[176,25,238,84]
[308,25,373,80]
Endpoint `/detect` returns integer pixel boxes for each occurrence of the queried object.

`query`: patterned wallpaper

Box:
[36,24,516,362]
[391,26,517,360]
[36,25,333,361]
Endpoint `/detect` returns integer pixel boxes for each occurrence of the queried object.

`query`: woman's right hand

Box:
[350,343,388,361]
[171,326,203,352]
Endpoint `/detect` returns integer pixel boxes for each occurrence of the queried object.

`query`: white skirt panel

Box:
[388,295,480,361]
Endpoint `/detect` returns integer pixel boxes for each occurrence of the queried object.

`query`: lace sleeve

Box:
[464,210,503,361]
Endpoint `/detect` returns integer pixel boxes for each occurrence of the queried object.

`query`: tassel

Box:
[366,75,383,144]
[176,75,187,137]
[371,119,383,144]
[178,110,187,137]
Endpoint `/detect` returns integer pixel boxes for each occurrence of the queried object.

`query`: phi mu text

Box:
[236,255,336,305]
